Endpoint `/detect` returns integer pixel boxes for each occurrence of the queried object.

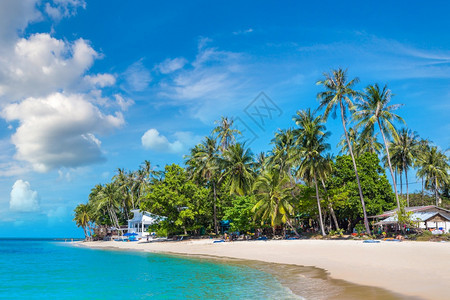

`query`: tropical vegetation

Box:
[74,68,450,240]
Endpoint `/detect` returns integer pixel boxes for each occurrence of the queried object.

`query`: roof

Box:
[375,211,450,225]
[370,206,450,219]
[128,209,166,224]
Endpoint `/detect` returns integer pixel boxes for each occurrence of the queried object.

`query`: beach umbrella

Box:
[124,232,138,236]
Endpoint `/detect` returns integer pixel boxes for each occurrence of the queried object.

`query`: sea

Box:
[0,239,298,299]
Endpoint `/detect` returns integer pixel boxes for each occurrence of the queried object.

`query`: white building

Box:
[372,205,450,233]
[127,209,165,238]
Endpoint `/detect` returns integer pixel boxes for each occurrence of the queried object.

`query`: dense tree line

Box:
[74,69,450,240]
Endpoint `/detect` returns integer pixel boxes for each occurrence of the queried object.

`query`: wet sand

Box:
[78,239,450,299]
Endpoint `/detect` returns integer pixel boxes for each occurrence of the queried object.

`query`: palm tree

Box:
[416,139,431,202]
[389,128,420,206]
[252,168,299,236]
[354,83,404,212]
[337,127,357,155]
[268,128,297,177]
[212,116,241,151]
[221,143,255,196]
[185,137,221,234]
[416,146,450,206]
[91,183,121,230]
[294,109,330,236]
[316,68,371,234]
[255,151,268,175]
[73,203,92,240]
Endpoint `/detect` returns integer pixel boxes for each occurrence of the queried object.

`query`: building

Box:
[371,205,450,233]
[127,209,165,238]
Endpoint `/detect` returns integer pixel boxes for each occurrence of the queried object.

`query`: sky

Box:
[0,0,449,238]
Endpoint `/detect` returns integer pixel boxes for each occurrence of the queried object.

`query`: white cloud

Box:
[0,0,41,43]
[114,94,134,111]
[0,33,101,102]
[141,129,183,153]
[157,57,188,74]
[10,179,40,212]
[1,93,124,172]
[123,59,152,92]
[84,73,116,88]
[45,0,86,21]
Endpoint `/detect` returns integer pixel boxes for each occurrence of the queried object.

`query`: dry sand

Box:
[79,239,450,299]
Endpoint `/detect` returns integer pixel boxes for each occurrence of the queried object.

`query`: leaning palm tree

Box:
[73,203,92,240]
[212,116,241,151]
[294,109,330,236]
[354,83,404,212]
[185,137,221,234]
[316,68,371,234]
[91,183,121,230]
[252,168,299,236]
[389,128,420,206]
[416,146,450,206]
[221,143,255,196]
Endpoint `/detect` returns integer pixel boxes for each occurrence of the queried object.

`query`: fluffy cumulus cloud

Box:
[0,33,100,102]
[1,93,124,172]
[141,129,202,154]
[141,129,183,153]
[9,179,40,212]
[0,1,131,173]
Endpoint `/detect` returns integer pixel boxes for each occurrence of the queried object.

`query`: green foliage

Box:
[326,153,395,228]
[222,195,257,232]
[140,164,209,235]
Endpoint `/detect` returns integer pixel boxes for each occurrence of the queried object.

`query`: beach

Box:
[80,239,450,299]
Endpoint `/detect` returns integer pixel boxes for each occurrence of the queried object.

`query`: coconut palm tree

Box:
[293,109,330,236]
[185,137,221,234]
[73,203,92,240]
[252,168,299,236]
[416,146,450,206]
[354,83,404,212]
[212,116,241,152]
[221,143,255,196]
[255,151,268,175]
[91,183,121,230]
[416,139,431,201]
[389,128,420,206]
[316,68,371,234]
[268,128,298,177]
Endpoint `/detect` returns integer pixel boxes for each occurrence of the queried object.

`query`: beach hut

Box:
[371,206,450,233]
[127,209,165,238]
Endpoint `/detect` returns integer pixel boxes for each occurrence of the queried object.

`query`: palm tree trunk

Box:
[405,167,409,207]
[314,173,326,236]
[421,177,424,204]
[320,179,340,230]
[400,170,403,196]
[213,180,218,234]
[340,101,371,234]
[377,119,401,211]
[285,219,300,237]
[435,177,439,207]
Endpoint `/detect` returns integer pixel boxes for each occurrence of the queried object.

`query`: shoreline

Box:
[77,239,450,299]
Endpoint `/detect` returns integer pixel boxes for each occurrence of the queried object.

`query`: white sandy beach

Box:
[80,239,450,299]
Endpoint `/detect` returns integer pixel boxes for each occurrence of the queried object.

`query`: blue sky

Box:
[0,1,449,238]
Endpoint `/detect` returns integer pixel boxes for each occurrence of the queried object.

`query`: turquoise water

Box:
[0,239,298,299]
